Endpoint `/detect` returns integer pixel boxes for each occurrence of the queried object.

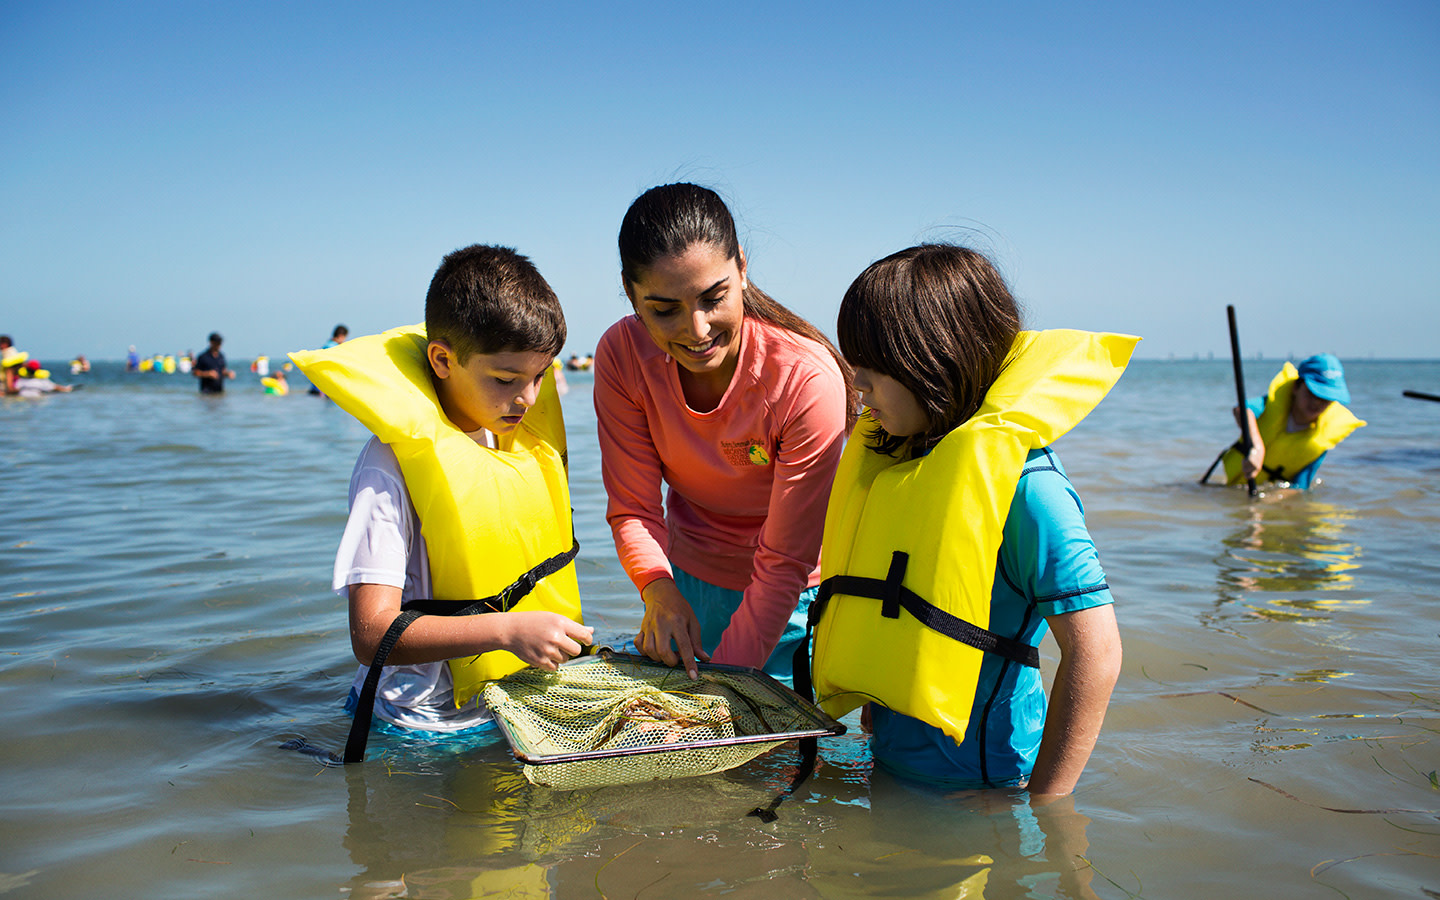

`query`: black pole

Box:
[1227,305,1257,497]
[1403,390,1440,403]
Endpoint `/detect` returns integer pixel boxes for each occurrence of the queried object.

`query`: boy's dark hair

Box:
[838,244,1022,458]
[424,245,566,362]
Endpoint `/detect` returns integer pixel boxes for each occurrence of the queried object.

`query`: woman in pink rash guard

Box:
[594,183,853,682]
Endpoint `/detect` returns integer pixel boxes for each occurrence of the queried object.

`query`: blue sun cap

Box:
[1297,353,1349,404]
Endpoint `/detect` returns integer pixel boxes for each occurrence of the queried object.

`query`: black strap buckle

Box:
[341,537,579,763]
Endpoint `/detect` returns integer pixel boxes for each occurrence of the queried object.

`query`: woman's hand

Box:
[637,578,709,679]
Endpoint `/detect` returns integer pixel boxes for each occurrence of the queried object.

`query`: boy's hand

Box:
[637,578,709,679]
[1242,445,1264,480]
[502,611,593,672]
[1233,406,1265,480]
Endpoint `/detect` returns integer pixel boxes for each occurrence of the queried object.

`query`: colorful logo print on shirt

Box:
[722,439,770,467]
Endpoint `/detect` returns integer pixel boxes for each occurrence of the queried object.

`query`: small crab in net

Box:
[595,691,736,747]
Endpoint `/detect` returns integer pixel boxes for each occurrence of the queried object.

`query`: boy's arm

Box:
[1234,405,1266,479]
[348,583,592,671]
[1027,603,1122,797]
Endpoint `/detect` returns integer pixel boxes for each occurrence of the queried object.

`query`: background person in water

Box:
[1225,353,1365,491]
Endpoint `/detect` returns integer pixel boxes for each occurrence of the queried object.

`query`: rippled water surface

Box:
[2,358,1438,899]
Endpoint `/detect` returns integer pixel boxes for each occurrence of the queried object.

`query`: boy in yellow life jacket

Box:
[291,245,592,762]
[1221,353,1365,491]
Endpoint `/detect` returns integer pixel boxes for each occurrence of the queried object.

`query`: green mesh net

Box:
[482,652,844,790]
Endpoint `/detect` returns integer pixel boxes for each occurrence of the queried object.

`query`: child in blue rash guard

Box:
[812,244,1128,797]
[866,447,1111,788]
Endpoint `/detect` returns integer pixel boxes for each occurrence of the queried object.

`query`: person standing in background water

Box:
[593,183,853,682]
[193,332,235,393]
[310,325,349,395]
[1,335,25,393]
[1211,353,1365,491]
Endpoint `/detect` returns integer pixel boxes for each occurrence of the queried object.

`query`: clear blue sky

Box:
[3,1,1436,362]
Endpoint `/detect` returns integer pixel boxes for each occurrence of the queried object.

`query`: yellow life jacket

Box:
[1222,362,1365,485]
[290,324,582,706]
[260,376,288,395]
[811,330,1137,743]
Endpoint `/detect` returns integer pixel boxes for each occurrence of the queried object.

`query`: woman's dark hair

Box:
[837,244,1022,458]
[619,183,856,426]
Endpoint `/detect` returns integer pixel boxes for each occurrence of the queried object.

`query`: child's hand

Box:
[1242,444,1264,480]
[501,611,593,672]
[1234,406,1265,479]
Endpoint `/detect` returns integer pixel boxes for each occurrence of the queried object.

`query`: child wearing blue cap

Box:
[1214,353,1366,490]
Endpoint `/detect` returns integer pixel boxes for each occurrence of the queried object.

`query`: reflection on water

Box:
[1212,495,1365,621]
[342,741,589,898]
[801,780,1107,900]
[335,727,1108,900]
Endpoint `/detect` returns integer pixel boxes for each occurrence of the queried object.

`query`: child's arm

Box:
[1027,603,1122,797]
[1233,405,1266,480]
[348,583,592,672]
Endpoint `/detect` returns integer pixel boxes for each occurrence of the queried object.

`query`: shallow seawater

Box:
[2,358,1438,899]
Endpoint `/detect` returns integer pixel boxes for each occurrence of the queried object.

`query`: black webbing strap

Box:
[400,539,580,618]
[744,590,840,822]
[1199,448,1226,484]
[344,609,422,763]
[342,538,579,764]
[1203,440,1293,485]
[747,735,817,823]
[791,588,824,704]
[819,553,1040,669]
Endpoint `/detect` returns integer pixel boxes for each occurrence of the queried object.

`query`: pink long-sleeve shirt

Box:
[594,314,847,668]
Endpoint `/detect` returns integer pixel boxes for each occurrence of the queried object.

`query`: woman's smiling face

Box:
[625,242,746,387]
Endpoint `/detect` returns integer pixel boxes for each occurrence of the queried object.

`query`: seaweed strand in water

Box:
[1248,777,1440,815]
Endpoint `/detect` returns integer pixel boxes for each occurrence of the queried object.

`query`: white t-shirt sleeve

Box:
[332,436,492,732]
[332,437,427,599]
